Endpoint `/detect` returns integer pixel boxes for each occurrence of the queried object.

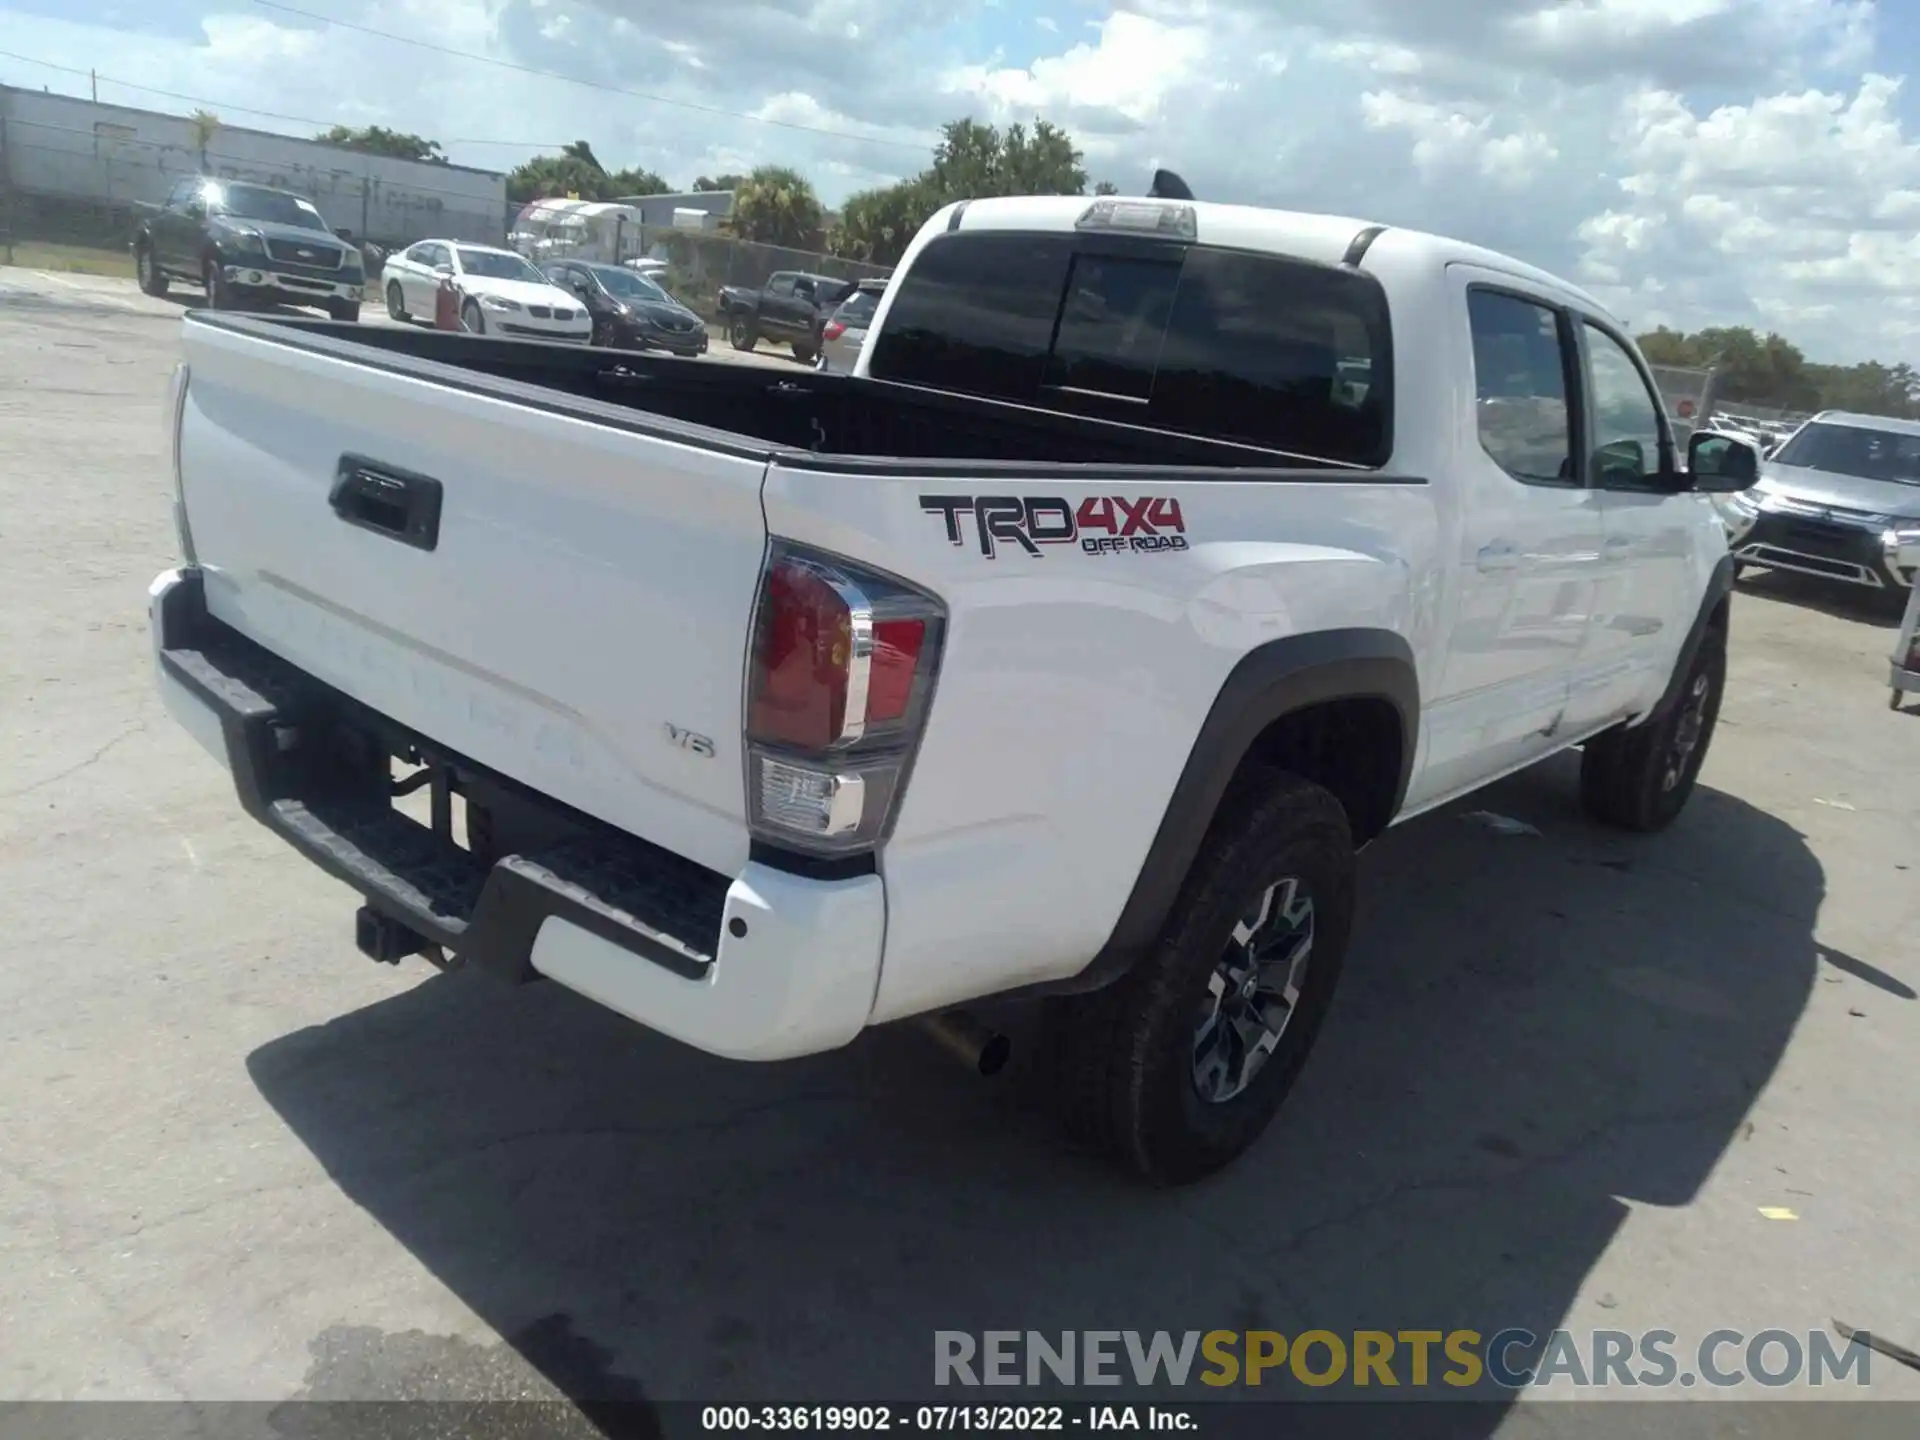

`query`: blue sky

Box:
[4,0,1919,365]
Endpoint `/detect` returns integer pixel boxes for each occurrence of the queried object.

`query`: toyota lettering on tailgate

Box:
[920,495,1189,559]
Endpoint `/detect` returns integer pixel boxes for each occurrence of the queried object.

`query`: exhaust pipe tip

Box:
[918,1010,1012,1077]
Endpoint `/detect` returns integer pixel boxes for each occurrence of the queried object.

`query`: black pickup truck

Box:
[714,271,858,363]
[132,177,366,321]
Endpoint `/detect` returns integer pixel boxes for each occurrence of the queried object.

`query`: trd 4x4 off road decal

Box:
[919,495,1189,559]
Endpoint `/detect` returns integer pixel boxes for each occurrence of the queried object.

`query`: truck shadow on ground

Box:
[247,756,1835,1432]
[1735,567,1910,629]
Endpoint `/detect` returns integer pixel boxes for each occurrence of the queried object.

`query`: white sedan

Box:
[380,240,593,343]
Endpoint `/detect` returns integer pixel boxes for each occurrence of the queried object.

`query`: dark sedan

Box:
[542,261,710,356]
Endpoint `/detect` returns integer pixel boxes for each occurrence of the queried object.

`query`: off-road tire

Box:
[728,313,757,351]
[1048,771,1355,1185]
[792,339,817,364]
[1580,623,1727,832]
[386,281,410,322]
[136,244,168,298]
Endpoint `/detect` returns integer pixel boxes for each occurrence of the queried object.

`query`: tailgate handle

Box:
[330,456,442,552]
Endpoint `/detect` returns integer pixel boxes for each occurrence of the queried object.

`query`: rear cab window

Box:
[865,228,1393,466]
[833,288,882,329]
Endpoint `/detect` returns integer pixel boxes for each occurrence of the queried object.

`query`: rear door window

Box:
[866,230,1392,465]
[834,288,881,329]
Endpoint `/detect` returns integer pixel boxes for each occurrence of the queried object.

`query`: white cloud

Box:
[1359,91,1560,185]
[0,0,1915,363]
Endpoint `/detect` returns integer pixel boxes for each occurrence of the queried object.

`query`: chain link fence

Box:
[522,221,891,321]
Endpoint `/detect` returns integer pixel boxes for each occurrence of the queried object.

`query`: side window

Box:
[865,233,1075,403]
[793,277,816,300]
[767,275,794,297]
[1045,253,1181,401]
[1467,290,1574,486]
[1583,324,1666,486]
[165,179,196,210]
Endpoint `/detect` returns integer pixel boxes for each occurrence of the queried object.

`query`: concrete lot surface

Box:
[1,264,1916,1434]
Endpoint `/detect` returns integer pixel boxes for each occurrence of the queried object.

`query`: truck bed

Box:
[201,313,1362,473]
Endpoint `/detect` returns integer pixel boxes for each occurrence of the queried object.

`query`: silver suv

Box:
[815,279,887,374]
[1717,410,1920,593]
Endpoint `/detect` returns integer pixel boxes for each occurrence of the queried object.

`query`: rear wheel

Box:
[386,280,410,322]
[1580,623,1726,832]
[135,244,168,298]
[792,338,817,364]
[1049,771,1355,1184]
[728,313,757,351]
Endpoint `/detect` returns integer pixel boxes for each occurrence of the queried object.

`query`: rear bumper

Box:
[148,566,884,1061]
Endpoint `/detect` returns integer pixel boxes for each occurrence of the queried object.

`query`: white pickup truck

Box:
[150,194,1762,1183]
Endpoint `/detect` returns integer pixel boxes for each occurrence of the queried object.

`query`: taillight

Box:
[744,543,945,856]
[823,320,846,341]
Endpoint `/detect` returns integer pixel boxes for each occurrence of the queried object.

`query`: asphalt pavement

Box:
[1,264,1916,1432]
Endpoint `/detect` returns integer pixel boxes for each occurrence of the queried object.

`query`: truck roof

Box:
[1807,410,1920,435]
[946,195,1619,326]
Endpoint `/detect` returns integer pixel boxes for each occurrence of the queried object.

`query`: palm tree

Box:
[189,110,221,174]
[728,165,825,249]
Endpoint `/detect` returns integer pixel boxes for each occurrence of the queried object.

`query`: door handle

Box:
[329,455,443,552]
[1476,541,1521,573]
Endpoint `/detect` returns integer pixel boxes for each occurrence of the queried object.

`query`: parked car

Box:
[131,178,365,321]
[150,192,1755,1184]
[541,261,709,356]
[1716,410,1920,594]
[715,271,858,362]
[814,279,886,373]
[381,241,592,343]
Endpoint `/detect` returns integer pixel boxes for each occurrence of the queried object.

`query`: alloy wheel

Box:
[1662,672,1713,792]
[1191,876,1317,1105]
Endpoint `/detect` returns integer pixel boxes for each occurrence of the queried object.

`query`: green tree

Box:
[926,116,1087,198]
[694,173,747,192]
[316,125,447,164]
[727,164,825,248]
[1093,179,1120,195]
[605,167,671,197]
[1633,324,1920,419]
[822,116,1093,267]
[829,178,942,264]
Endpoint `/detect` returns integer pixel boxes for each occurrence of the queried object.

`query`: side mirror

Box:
[1687,430,1760,492]
[335,227,356,243]
[433,264,454,278]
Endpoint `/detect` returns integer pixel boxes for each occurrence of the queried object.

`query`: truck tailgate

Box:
[176,316,769,876]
